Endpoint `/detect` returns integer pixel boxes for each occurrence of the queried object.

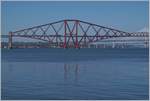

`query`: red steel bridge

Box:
[8,19,149,48]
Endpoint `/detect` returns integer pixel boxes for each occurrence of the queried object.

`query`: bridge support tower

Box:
[75,20,79,48]
[8,32,12,49]
[63,20,67,48]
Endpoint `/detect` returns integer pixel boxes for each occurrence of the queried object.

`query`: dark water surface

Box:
[1,48,149,100]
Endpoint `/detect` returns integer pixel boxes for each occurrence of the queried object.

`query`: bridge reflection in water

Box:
[64,64,79,83]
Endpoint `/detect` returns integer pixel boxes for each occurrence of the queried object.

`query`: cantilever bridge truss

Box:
[8,19,149,48]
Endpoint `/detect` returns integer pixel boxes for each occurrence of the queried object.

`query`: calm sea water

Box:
[1,48,149,100]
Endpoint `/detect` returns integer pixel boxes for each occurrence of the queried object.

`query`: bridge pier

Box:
[8,31,13,49]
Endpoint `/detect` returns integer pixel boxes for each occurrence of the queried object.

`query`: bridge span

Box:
[8,19,149,49]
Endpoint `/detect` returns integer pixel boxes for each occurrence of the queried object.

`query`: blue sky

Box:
[2,1,149,35]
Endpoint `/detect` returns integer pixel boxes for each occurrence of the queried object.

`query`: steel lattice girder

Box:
[10,19,149,48]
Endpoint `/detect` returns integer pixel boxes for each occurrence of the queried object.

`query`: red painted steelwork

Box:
[8,19,149,48]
